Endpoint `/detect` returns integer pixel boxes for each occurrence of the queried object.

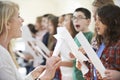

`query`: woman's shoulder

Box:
[0,45,15,68]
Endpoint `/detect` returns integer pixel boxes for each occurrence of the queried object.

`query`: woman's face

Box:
[48,20,54,34]
[95,15,107,36]
[8,10,24,38]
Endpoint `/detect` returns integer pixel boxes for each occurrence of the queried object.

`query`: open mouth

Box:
[75,25,80,29]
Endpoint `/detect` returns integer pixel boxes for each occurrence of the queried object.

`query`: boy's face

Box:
[72,11,90,32]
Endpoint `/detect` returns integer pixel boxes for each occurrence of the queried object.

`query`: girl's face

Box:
[35,21,42,30]
[63,15,71,31]
[48,20,54,34]
[8,10,24,38]
[95,15,107,36]
[41,17,48,29]
[58,16,64,27]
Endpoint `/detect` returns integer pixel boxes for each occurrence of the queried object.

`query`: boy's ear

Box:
[87,19,91,25]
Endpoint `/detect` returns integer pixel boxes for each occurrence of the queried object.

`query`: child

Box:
[60,13,77,80]
[94,4,120,80]
[77,4,120,80]
[72,8,93,80]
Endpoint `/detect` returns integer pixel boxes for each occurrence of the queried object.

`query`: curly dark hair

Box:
[96,4,120,46]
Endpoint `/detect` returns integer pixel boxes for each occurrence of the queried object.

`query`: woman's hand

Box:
[40,56,61,80]
[30,66,46,80]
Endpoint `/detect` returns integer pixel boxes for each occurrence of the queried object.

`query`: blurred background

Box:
[5,0,120,25]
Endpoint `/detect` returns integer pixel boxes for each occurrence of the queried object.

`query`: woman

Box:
[0,1,61,80]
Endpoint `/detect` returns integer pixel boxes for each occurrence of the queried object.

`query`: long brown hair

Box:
[48,15,58,35]
[96,4,120,46]
[65,13,78,38]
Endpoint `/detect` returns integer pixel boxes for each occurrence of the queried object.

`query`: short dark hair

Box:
[74,8,91,19]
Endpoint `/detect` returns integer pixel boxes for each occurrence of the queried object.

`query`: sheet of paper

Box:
[28,41,48,59]
[35,46,48,59]
[60,40,73,60]
[76,32,106,78]
[35,39,50,56]
[22,25,50,57]
[52,34,64,56]
[54,27,89,75]
[58,27,88,62]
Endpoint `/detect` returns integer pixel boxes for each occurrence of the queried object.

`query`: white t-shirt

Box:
[0,45,33,80]
[60,43,73,80]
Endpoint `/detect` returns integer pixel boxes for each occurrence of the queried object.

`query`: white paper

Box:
[58,27,88,62]
[35,39,50,56]
[76,32,106,78]
[22,25,50,58]
[52,34,64,56]
[25,41,43,67]
[35,46,48,59]
[53,27,89,75]
[60,40,73,60]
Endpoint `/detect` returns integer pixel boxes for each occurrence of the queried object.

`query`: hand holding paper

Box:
[53,27,89,75]
[76,32,106,78]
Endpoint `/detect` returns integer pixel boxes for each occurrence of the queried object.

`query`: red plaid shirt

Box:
[101,40,120,71]
[85,40,120,80]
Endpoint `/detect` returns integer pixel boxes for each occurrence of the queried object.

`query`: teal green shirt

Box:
[73,31,93,80]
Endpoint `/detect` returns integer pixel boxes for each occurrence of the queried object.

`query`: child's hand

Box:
[96,70,103,80]
[78,47,86,55]
[69,52,75,59]
[76,59,82,70]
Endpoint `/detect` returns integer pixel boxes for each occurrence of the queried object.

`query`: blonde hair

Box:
[0,1,19,38]
[0,1,19,68]
[8,40,19,68]
[92,0,114,7]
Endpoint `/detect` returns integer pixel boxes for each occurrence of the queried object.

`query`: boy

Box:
[72,8,93,80]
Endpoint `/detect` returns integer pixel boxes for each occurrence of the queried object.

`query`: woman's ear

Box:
[5,22,11,30]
